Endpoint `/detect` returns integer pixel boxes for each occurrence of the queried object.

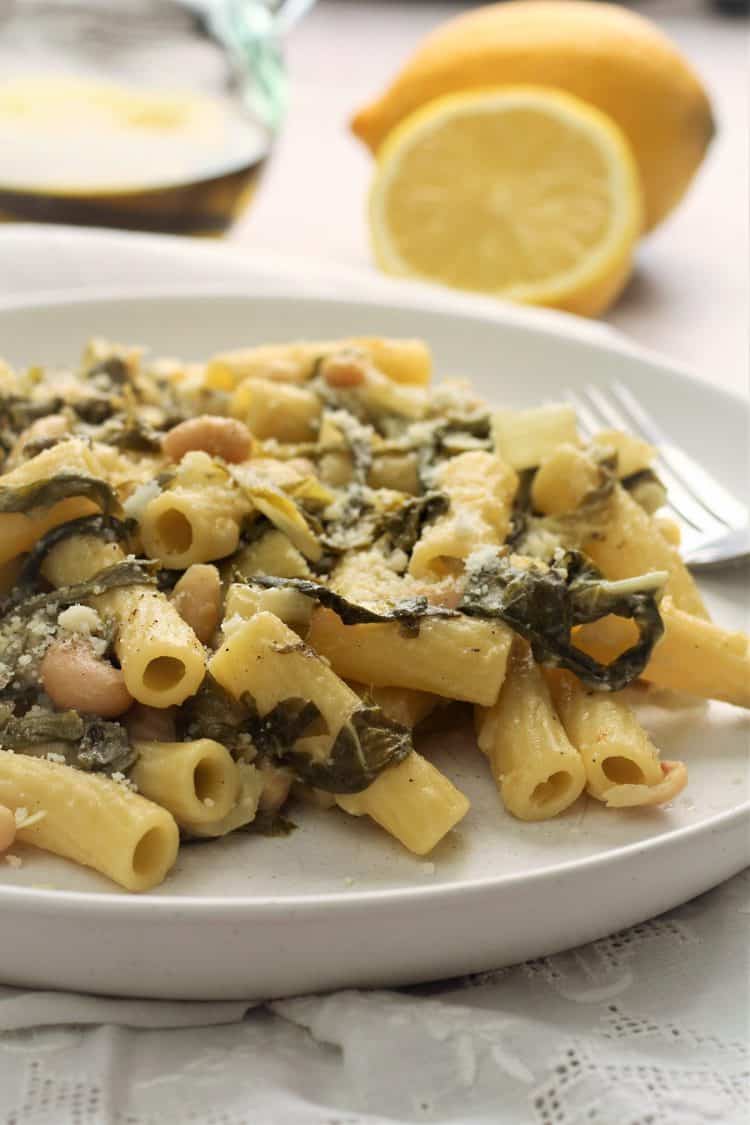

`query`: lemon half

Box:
[369,87,643,317]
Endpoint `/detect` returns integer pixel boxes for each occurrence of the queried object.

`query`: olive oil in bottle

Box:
[0,76,272,235]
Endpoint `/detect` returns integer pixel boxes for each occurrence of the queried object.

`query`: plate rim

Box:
[1,282,746,413]
[0,284,747,914]
[1,801,747,914]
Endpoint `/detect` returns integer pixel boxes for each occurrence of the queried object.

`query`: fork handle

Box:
[684,524,750,571]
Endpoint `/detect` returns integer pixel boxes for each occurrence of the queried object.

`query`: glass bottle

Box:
[0,0,314,234]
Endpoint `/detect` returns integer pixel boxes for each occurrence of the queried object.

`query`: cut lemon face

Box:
[368,87,643,317]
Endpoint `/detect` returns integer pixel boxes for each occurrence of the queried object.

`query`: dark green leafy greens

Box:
[417,413,492,489]
[621,468,668,513]
[179,680,254,755]
[93,417,163,452]
[246,574,456,635]
[244,695,413,794]
[241,811,297,837]
[0,392,64,435]
[459,549,665,691]
[0,704,136,774]
[378,491,449,554]
[0,558,156,623]
[0,704,82,746]
[84,356,130,388]
[507,451,617,556]
[70,397,118,425]
[16,514,134,588]
[0,473,119,515]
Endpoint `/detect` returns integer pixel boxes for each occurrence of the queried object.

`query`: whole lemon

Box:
[352,0,715,232]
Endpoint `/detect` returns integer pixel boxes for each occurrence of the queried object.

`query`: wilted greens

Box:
[244,695,413,793]
[179,679,253,754]
[247,574,455,635]
[0,558,156,623]
[0,473,119,515]
[17,514,134,588]
[459,549,665,691]
[378,491,449,554]
[0,705,136,774]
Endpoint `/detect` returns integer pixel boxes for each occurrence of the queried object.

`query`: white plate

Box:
[0,288,747,1000]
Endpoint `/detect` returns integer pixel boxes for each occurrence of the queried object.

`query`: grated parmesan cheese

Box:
[122,478,161,521]
[57,604,102,637]
[14,807,46,830]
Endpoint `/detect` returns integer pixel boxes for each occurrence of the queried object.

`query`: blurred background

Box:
[0,0,747,376]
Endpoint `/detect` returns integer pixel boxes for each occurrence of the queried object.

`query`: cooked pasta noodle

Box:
[0,332,740,890]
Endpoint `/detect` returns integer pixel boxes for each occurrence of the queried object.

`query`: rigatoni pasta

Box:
[476,641,586,821]
[0,331,744,890]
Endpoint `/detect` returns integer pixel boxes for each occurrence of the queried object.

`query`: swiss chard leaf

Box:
[240,811,297,837]
[459,549,665,691]
[76,719,136,774]
[17,514,135,589]
[247,574,456,635]
[508,452,617,557]
[0,704,136,774]
[0,392,64,433]
[417,414,492,489]
[84,356,130,387]
[378,491,449,554]
[621,468,668,513]
[0,704,83,746]
[244,696,413,794]
[179,680,254,754]
[71,397,117,425]
[0,473,119,516]
[0,558,157,623]
[95,417,163,452]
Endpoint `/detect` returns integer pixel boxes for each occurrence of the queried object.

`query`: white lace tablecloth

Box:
[0,225,747,1125]
[1,873,748,1124]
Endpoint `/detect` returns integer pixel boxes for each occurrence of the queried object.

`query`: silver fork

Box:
[566,381,749,570]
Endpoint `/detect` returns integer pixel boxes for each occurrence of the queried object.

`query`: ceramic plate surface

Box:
[0,287,747,999]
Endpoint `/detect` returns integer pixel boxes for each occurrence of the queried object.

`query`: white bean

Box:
[125,703,177,742]
[170,564,223,645]
[163,415,252,463]
[320,352,367,389]
[40,640,133,718]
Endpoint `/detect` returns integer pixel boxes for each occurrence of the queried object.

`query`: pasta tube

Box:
[224,581,313,635]
[233,468,321,562]
[42,536,205,708]
[210,612,361,757]
[531,444,603,516]
[529,448,707,619]
[409,450,517,578]
[207,337,432,389]
[0,440,105,564]
[547,670,688,807]
[336,751,469,855]
[475,642,586,821]
[140,485,244,568]
[131,739,240,831]
[307,608,513,707]
[0,556,23,597]
[574,598,750,709]
[0,750,179,891]
[230,377,321,442]
[353,685,439,729]
[492,404,578,471]
[232,529,311,580]
[583,487,708,619]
